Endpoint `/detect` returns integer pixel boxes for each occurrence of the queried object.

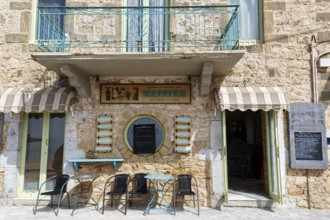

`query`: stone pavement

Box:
[0,205,330,220]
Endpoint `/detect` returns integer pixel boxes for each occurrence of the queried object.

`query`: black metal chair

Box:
[102,174,130,215]
[174,174,199,215]
[33,174,70,216]
[128,173,149,207]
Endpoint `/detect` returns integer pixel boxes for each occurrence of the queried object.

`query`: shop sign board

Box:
[289,103,328,169]
[100,84,191,104]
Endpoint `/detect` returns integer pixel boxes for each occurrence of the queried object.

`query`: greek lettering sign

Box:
[289,103,328,169]
[100,84,191,104]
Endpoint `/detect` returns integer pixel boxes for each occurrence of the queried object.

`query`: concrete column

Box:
[210,111,224,208]
[0,113,23,205]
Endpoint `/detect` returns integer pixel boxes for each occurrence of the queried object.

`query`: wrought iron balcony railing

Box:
[37,5,239,52]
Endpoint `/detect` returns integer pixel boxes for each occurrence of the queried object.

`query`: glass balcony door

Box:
[126,0,167,52]
[18,112,65,197]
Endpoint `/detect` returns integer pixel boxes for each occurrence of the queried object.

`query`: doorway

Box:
[18,112,65,197]
[226,110,267,199]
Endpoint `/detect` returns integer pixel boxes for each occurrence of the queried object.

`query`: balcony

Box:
[36,5,239,52]
[32,5,245,97]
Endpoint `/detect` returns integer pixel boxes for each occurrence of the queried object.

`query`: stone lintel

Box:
[264,34,289,43]
[264,2,286,11]
[60,64,91,98]
[318,31,330,42]
[10,2,31,10]
[200,62,213,96]
[5,34,28,43]
[316,13,330,22]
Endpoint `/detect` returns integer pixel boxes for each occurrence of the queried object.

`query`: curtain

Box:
[149,0,165,52]
[126,0,143,52]
[228,0,259,40]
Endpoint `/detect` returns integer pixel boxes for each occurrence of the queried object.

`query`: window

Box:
[125,115,164,155]
[228,0,261,43]
[126,0,167,52]
[38,0,65,40]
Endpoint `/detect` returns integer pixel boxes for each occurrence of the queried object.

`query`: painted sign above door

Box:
[100,84,191,104]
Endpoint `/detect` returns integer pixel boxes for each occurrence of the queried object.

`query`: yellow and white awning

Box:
[218,87,289,111]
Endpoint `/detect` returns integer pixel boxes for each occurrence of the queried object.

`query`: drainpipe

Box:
[311,36,317,103]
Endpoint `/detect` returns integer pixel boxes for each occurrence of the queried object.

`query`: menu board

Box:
[133,124,156,154]
[289,103,328,169]
[294,132,322,161]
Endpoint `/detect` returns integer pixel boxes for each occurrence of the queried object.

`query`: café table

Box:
[70,173,100,216]
[143,174,175,215]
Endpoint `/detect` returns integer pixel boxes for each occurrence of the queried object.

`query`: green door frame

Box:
[221,110,282,203]
[18,112,53,197]
[265,110,282,203]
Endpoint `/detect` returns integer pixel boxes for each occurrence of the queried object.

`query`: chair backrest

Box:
[133,173,148,193]
[114,174,130,193]
[54,174,70,192]
[178,174,193,193]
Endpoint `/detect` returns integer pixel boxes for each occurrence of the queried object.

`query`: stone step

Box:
[225,199,275,208]
[226,191,275,208]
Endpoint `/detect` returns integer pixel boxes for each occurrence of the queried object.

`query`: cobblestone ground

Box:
[1,206,330,220]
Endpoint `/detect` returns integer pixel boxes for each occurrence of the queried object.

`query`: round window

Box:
[124,115,164,155]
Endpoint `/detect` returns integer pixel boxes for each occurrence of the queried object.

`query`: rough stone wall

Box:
[70,76,212,206]
[218,0,330,209]
[1,0,330,209]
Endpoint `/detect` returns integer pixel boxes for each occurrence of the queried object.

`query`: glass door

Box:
[18,112,65,197]
[265,110,282,203]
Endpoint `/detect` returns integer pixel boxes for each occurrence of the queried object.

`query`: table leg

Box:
[71,178,99,216]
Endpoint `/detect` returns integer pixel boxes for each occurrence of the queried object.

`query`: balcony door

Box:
[228,0,261,43]
[18,112,65,197]
[38,0,65,40]
[125,0,167,52]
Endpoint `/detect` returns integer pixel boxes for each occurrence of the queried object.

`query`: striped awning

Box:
[218,87,289,111]
[0,87,76,113]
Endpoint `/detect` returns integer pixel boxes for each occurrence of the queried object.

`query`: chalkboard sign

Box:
[133,124,156,154]
[294,132,322,160]
[289,103,328,169]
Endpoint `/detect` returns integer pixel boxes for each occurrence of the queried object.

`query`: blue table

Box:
[144,174,175,215]
[70,173,100,216]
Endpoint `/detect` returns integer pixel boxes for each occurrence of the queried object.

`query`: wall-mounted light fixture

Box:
[319,58,330,67]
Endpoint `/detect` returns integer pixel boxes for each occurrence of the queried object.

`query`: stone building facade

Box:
[0,0,330,210]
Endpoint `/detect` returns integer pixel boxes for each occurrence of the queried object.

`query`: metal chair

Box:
[128,173,149,206]
[33,174,70,216]
[102,174,130,215]
[174,174,199,215]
